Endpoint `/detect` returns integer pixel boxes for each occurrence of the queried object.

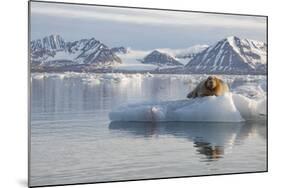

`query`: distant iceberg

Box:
[109,93,266,123]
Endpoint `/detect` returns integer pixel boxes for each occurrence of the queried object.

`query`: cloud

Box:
[31,2,266,30]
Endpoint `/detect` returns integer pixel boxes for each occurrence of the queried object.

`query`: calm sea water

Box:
[30,74,267,187]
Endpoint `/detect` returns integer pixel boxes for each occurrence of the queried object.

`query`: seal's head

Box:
[205,76,217,90]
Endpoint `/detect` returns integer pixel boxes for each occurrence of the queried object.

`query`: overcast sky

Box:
[30,1,267,50]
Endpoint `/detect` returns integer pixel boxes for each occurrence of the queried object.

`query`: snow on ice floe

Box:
[232,94,266,119]
[109,92,266,123]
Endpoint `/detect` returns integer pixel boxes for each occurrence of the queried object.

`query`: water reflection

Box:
[194,142,224,160]
[109,121,265,161]
[31,74,189,115]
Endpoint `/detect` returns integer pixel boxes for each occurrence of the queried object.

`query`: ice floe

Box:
[109,92,266,122]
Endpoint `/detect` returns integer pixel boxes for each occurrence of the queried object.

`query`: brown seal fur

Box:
[187,76,229,98]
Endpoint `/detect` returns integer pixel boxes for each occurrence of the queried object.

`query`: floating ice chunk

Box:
[102,73,117,80]
[32,73,45,80]
[144,72,154,78]
[57,74,65,79]
[232,84,265,99]
[232,93,266,119]
[101,73,129,83]
[109,93,245,122]
[48,73,65,79]
[63,72,85,79]
[82,76,101,85]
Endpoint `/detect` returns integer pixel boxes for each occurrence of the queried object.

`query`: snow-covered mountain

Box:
[30,35,267,74]
[31,35,66,52]
[184,36,267,74]
[112,46,208,72]
[111,47,128,54]
[141,50,183,66]
[31,35,125,71]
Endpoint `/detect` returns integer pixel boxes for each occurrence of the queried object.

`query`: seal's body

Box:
[187,76,229,98]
